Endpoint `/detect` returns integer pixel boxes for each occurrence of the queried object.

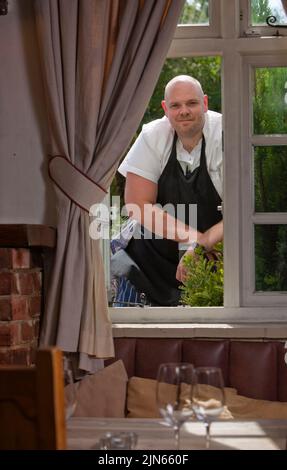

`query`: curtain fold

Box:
[34,0,184,371]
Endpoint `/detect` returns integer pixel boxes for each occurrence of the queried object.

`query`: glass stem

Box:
[174,426,180,450]
[205,421,211,449]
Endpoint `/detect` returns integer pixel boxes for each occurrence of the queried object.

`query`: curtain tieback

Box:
[49,155,107,213]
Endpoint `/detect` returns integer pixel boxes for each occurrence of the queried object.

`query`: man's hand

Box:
[176,245,222,282]
[198,220,223,251]
[176,248,196,282]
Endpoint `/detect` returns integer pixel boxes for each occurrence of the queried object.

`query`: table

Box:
[67,417,287,450]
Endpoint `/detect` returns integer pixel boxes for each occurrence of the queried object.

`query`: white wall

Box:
[0,0,56,225]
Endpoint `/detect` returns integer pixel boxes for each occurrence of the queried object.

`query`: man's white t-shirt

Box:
[118,110,223,199]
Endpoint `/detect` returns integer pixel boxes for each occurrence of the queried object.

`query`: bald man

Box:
[113,75,223,306]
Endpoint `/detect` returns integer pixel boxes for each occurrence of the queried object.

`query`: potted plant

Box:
[180,243,223,306]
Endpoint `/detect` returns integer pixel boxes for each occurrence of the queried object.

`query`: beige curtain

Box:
[34,0,184,371]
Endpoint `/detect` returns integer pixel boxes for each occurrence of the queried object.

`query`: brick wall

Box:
[0,248,42,365]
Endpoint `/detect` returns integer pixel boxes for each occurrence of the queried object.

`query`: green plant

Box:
[180,243,223,306]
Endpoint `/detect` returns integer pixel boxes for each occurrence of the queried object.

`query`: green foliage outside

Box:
[255,146,287,212]
[253,66,287,291]
[251,0,287,24]
[180,243,223,306]
[178,0,209,25]
[251,0,272,23]
[254,67,287,135]
[255,225,287,291]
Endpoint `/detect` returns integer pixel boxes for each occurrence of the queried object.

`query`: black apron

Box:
[125,133,222,306]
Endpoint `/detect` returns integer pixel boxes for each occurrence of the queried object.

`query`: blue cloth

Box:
[113,276,144,307]
[111,232,146,307]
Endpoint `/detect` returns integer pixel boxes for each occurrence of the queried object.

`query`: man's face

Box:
[161,82,208,139]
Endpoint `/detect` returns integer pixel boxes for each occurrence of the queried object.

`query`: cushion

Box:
[127,377,234,419]
[127,377,169,418]
[126,376,287,420]
[227,393,287,419]
[72,360,128,417]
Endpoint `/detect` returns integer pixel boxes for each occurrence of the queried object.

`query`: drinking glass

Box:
[99,432,138,450]
[156,363,194,450]
[63,356,77,420]
[191,367,225,449]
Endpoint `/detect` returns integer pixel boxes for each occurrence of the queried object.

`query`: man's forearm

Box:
[198,220,223,251]
[126,202,200,244]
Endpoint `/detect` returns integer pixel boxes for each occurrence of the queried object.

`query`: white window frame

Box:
[240,0,287,37]
[241,55,287,306]
[175,0,221,39]
[109,0,287,324]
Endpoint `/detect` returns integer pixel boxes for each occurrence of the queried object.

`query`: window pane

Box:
[254,146,287,212]
[255,224,287,291]
[110,56,222,306]
[253,67,287,134]
[251,0,287,25]
[178,0,209,25]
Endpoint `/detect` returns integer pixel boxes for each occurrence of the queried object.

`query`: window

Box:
[240,0,287,37]
[179,0,209,25]
[174,0,221,38]
[242,57,287,306]
[109,0,287,323]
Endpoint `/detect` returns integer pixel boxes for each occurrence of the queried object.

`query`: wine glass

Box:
[156,363,194,450]
[63,356,77,420]
[191,367,225,449]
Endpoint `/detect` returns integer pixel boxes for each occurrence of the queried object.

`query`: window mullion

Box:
[251,136,287,146]
[241,59,254,306]
[220,0,240,38]
[253,213,287,224]
[222,49,242,307]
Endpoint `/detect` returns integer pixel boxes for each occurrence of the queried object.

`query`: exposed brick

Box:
[29,296,41,317]
[0,323,20,346]
[21,321,36,343]
[0,298,12,320]
[12,272,34,295]
[11,296,30,320]
[0,272,13,295]
[0,346,31,365]
[34,319,40,340]
[0,248,12,269]
[11,248,31,269]
[0,245,44,365]
[0,297,30,321]
[13,347,31,365]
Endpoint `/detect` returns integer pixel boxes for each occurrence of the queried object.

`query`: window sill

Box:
[111,322,287,340]
[110,306,287,339]
[109,306,287,323]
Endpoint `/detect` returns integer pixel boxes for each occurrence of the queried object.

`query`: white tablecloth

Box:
[67,417,287,450]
